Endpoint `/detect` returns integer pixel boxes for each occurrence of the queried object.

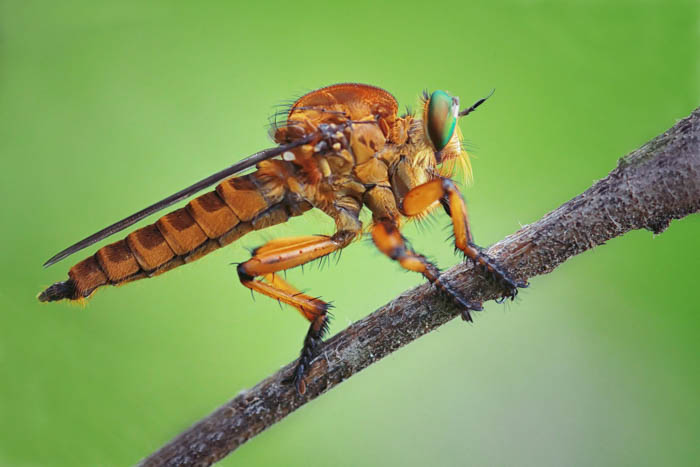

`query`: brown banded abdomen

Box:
[64,166,306,300]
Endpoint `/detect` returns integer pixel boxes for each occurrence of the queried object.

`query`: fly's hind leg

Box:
[237,229,357,394]
[256,271,331,394]
[401,178,527,305]
[372,220,483,321]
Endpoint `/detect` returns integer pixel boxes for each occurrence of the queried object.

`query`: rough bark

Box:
[139,107,700,467]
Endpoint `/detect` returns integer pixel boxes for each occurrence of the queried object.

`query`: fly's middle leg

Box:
[371,220,483,321]
[237,230,357,395]
[401,178,527,305]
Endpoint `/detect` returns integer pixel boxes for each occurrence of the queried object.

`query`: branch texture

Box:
[140,107,700,467]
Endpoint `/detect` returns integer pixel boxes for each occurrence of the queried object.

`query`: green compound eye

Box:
[426,90,458,152]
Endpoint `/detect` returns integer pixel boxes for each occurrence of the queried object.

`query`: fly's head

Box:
[413,88,493,183]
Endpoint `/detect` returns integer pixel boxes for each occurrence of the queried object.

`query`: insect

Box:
[39,83,526,393]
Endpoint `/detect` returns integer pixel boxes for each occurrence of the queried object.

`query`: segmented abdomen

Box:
[40,163,310,302]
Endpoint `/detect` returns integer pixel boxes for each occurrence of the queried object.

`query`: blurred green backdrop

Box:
[1,1,698,466]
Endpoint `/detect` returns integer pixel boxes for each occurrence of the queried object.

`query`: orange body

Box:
[50,83,468,300]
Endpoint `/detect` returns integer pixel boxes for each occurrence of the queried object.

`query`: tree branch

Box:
[139,107,700,467]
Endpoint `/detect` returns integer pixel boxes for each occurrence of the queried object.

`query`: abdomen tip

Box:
[38,279,77,302]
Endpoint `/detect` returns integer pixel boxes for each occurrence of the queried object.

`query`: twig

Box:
[139,107,700,467]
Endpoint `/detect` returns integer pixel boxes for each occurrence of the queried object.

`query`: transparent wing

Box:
[43,135,314,267]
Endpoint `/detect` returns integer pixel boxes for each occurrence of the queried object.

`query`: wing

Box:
[43,135,315,267]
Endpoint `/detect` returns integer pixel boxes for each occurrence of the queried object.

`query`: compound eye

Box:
[425,90,459,152]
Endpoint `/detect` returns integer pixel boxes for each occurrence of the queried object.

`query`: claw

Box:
[434,277,482,322]
[282,365,308,396]
[462,245,526,304]
[434,277,484,321]
[294,365,307,395]
[465,249,530,303]
[283,357,310,396]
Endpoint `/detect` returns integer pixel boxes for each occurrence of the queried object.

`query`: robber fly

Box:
[39,83,526,393]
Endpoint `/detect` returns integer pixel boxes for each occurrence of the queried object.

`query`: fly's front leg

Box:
[372,220,483,321]
[237,231,356,395]
[401,178,527,301]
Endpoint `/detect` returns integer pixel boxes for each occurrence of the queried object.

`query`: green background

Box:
[1,1,698,465]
